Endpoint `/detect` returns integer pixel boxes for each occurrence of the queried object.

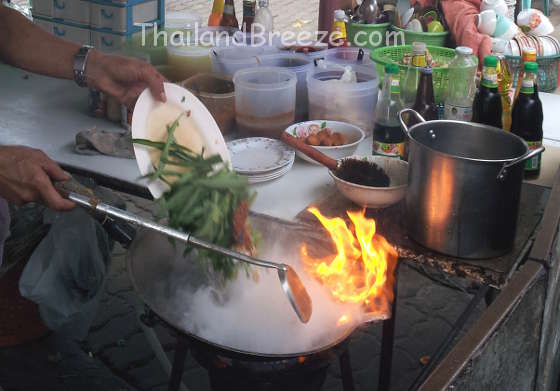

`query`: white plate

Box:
[246,160,294,184]
[227,138,295,175]
[132,82,230,199]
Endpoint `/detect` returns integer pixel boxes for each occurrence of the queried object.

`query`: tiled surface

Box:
[165,0,320,33]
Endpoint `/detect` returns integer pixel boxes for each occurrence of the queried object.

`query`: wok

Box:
[126,213,366,358]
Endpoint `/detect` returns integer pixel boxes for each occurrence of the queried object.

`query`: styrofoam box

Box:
[91,29,144,52]
[32,0,90,25]
[34,18,91,45]
[90,0,158,33]
[31,0,54,17]
[91,29,127,51]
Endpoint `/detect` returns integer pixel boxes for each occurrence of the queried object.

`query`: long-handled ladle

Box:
[56,183,312,324]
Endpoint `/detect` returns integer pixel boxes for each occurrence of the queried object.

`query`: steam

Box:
[174,240,371,355]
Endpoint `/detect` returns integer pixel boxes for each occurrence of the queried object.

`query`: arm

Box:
[409,0,491,65]
[0,4,166,210]
[0,3,166,106]
[0,4,78,79]
[441,0,492,64]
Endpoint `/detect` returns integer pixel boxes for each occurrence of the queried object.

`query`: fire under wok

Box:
[126,212,384,358]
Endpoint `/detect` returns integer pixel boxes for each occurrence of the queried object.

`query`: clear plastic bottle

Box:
[254,0,274,33]
[402,42,427,109]
[444,46,477,121]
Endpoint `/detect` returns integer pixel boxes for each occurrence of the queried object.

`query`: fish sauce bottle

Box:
[472,55,503,129]
[511,61,544,179]
[373,63,406,160]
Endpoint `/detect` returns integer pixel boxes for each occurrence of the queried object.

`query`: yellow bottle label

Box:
[332,20,347,40]
[412,54,427,68]
[212,0,225,13]
[373,141,406,159]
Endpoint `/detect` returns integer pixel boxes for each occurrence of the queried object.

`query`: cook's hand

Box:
[85,50,166,108]
[0,146,74,210]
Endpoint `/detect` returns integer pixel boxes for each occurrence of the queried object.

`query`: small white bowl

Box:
[329,155,409,209]
[284,120,365,165]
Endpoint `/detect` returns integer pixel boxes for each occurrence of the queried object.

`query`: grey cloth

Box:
[0,198,10,268]
[19,208,111,340]
[74,127,134,159]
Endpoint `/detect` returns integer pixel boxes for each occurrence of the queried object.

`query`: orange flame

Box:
[301,207,398,318]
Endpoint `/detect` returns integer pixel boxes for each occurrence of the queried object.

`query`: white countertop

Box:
[1,63,559,221]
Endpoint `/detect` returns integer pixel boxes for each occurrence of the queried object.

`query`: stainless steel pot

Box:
[399,109,545,259]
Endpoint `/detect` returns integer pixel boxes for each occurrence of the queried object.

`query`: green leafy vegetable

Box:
[133,116,254,280]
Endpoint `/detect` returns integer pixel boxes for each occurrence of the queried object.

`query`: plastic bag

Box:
[19,208,111,340]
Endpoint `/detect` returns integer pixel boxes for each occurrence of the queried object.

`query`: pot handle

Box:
[399,109,426,135]
[497,146,546,181]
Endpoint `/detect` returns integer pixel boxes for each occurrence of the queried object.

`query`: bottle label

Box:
[390,76,400,94]
[412,54,427,68]
[444,104,473,121]
[520,77,535,95]
[212,0,224,13]
[373,141,406,159]
[224,4,234,14]
[481,66,498,88]
[332,21,347,40]
[525,141,542,172]
[243,1,256,17]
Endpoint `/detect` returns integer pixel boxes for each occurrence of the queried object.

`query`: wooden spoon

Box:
[279,132,339,171]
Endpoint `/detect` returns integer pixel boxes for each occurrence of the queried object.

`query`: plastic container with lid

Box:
[167,44,213,82]
[181,73,236,134]
[257,53,313,121]
[165,11,201,36]
[233,67,297,137]
[324,47,375,67]
[210,45,280,75]
[307,63,378,135]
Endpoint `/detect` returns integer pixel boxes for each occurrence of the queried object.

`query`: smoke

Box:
[174,239,369,355]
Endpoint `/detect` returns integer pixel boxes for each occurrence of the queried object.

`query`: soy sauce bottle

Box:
[373,63,406,160]
[511,62,544,179]
[472,55,503,129]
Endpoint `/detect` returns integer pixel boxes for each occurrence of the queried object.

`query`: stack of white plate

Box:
[227,138,295,184]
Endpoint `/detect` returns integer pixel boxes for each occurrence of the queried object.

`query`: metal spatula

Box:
[56,185,312,324]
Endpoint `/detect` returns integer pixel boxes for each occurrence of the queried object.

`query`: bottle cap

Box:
[334,9,346,21]
[456,46,473,56]
[385,63,399,74]
[412,41,427,55]
[524,61,538,73]
[483,55,498,67]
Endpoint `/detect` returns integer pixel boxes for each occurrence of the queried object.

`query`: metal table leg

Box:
[339,346,355,391]
[378,261,401,391]
[407,284,490,391]
[168,335,189,391]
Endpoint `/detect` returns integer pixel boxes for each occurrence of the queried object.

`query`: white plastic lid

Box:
[456,46,473,55]
[412,41,427,55]
[166,11,201,29]
[334,9,346,21]
[167,44,212,57]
